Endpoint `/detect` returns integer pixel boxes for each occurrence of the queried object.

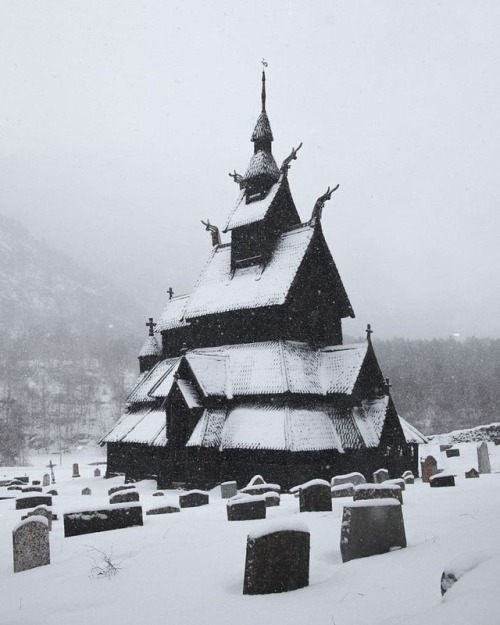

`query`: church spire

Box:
[261,69,266,112]
[251,70,274,151]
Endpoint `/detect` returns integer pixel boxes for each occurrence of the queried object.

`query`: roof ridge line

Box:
[278,339,290,393]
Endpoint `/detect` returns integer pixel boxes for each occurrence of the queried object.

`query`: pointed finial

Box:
[385,377,392,393]
[366,323,373,342]
[261,59,268,111]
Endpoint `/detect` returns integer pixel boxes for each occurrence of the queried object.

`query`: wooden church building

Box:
[100,73,421,489]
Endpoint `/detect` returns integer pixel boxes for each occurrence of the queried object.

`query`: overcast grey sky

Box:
[1,1,499,339]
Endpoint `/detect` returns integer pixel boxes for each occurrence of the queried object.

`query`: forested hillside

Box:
[0,214,143,464]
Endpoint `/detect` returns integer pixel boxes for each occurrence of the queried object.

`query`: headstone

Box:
[42,474,50,487]
[298,480,332,513]
[110,490,140,504]
[179,490,209,508]
[64,504,143,537]
[221,481,238,499]
[402,470,414,480]
[353,483,403,505]
[47,490,58,496]
[420,456,438,483]
[7,486,23,491]
[331,484,354,498]
[82,487,92,496]
[243,524,310,594]
[16,495,52,510]
[172,481,187,490]
[386,478,406,491]
[477,442,491,474]
[14,476,29,484]
[108,484,136,496]
[28,505,53,531]
[446,448,460,458]
[72,463,80,478]
[152,491,165,497]
[264,492,280,507]
[340,499,406,563]
[465,468,480,479]
[241,482,280,496]
[227,495,266,521]
[430,474,455,488]
[8,479,24,486]
[404,476,415,485]
[22,486,42,493]
[373,469,390,484]
[146,505,180,515]
[331,472,366,487]
[94,468,101,477]
[13,516,50,573]
[246,475,265,487]
[439,444,452,452]
[32,480,41,486]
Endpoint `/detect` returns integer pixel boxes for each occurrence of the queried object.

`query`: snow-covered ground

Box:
[1,443,500,625]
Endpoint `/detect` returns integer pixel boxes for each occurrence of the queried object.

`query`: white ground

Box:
[1,443,500,625]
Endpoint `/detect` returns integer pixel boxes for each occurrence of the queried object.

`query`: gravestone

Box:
[477,442,491,474]
[340,499,406,563]
[430,474,455,488]
[108,484,136,496]
[298,480,332,512]
[179,490,209,508]
[243,524,310,594]
[404,476,415,485]
[16,495,52,510]
[28,505,53,531]
[420,456,438,483]
[42,474,50,487]
[440,444,452,452]
[331,484,354,498]
[7,486,23,491]
[373,469,390,484]
[64,504,143,537]
[227,495,266,521]
[8,479,24,486]
[110,490,139,504]
[402,470,414,479]
[32,480,41,486]
[82,487,92,496]
[264,492,280,507]
[331,472,366,487]
[146,505,180,515]
[386,478,405,491]
[353,484,403,505]
[221,481,238,499]
[13,516,50,573]
[246,475,265,487]
[446,448,460,458]
[94,468,101,478]
[152,491,165,497]
[22,487,42,493]
[72,463,80,478]
[241,482,280,496]
[465,468,480,479]
[47,490,58,496]
[14,476,29,484]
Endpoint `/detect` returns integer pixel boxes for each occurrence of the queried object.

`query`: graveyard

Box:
[0,442,499,625]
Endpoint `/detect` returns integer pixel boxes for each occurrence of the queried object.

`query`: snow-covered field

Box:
[1,443,500,625]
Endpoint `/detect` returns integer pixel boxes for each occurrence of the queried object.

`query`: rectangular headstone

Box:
[72,463,80,478]
[13,517,50,573]
[94,468,101,477]
[429,474,455,488]
[16,495,53,510]
[353,484,403,505]
[445,448,460,458]
[179,490,209,508]
[63,504,143,537]
[221,481,238,499]
[298,480,332,512]
[331,484,354,498]
[227,496,266,521]
[42,474,50,487]
[108,484,136,496]
[331,472,366,487]
[146,505,180,515]
[110,490,139,504]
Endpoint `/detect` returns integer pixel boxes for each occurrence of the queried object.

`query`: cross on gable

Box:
[366,323,373,341]
[146,317,157,336]
[168,287,174,300]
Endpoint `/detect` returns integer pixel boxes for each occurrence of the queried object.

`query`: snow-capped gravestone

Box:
[477,442,491,474]
[465,468,480,479]
[227,495,266,521]
[373,469,390,484]
[421,456,438,483]
[296,480,332,512]
[108,484,136,496]
[72,464,80,478]
[429,474,455,488]
[22,486,42,493]
[63,504,143,537]
[152,491,164,497]
[27,505,53,531]
[446,448,460,458]
[14,477,29,484]
[47,490,58,496]
[353,483,403,505]
[243,522,310,595]
[241,476,280,496]
[386,478,405,491]
[331,472,366,487]
[220,481,238,499]
[82,487,92,496]
[340,499,406,563]
[331,484,354,498]
[402,471,414,485]
[13,516,50,573]
[94,468,101,477]
[110,490,139,504]
[16,494,52,510]
[264,492,280,507]
[179,490,209,508]
[42,474,50,487]
[146,505,180,516]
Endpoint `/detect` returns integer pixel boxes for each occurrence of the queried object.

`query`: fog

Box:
[1,1,499,339]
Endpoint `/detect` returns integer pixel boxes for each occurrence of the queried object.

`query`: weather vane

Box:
[262,58,268,68]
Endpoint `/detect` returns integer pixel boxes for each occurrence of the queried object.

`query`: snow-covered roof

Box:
[320,343,368,394]
[251,110,273,142]
[352,396,389,448]
[127,358,180,403]
[99,407,167,447]
[399,416,429,444]
[156,295,190,332]
[176,379,202,409]
[186,409,226,447]
[244,149,280,181]
[138,335,161,358]
[184,226,314,319]
[224,176,282,231]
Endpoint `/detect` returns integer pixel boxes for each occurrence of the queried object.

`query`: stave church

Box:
[100,72,425,489]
